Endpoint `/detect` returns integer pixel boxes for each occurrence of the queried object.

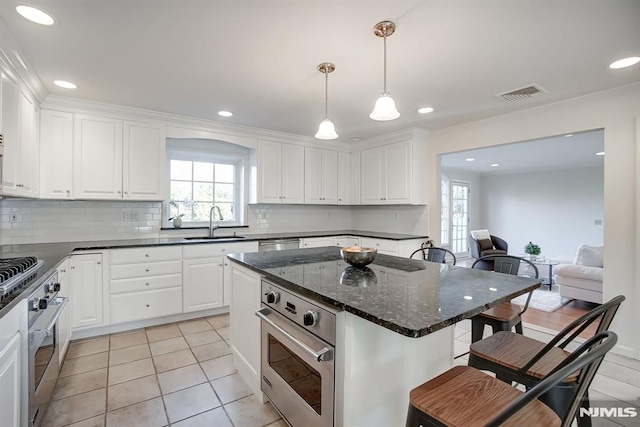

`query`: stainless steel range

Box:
[256,280,337,427]
[0,257,44,297]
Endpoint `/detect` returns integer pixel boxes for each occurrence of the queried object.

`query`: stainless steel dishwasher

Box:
[258,239,300,252]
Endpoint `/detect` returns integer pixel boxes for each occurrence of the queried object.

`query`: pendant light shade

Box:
[315,62,338,140]
[370,21,400,121]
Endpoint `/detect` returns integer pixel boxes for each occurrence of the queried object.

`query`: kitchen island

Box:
[227,247,540,427]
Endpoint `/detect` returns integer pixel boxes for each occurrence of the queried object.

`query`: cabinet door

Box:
[349,152,361,205]
[361,147,385,204]
[40,110,74,199]
[123,121,165,200]
[301,237,334,248]
[70,254,104,329]
[183,257,224,312]
[281,143,305,203]
[73,114,123,199]
[334,236,360,247]
[337,152,350,204]
[17,90,37,196]
[1,71,20,194]
[304,147,322,204]
[57,260,71,364]
[0,333,20,427]
[257,140,282,203]
[321,149,338,204]
[385,141,411,203]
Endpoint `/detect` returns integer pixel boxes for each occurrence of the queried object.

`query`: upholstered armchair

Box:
[469,230,508,259]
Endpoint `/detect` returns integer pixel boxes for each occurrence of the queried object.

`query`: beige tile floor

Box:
[43,314,286,427]
[45,314,640,426]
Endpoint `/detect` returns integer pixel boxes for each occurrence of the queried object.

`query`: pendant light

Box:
[315,62,339,140]
[370,21,400,121]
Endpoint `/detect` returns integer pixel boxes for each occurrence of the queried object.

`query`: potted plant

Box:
[524,241,541,260]
[168,213,185,228]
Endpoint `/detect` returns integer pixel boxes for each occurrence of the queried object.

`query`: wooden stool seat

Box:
[408,366,560,427]
[477,302,521,322]
[470,331,576,381]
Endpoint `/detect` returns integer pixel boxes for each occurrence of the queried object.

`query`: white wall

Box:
[426,84,640,359]
[480,166,603,259]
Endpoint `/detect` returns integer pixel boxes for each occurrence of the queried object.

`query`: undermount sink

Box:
[183,236,247,241]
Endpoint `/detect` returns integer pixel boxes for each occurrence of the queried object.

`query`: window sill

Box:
[160,225,249,231]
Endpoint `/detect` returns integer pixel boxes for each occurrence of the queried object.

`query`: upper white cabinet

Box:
[123,120,166,200]
[257,140,304,204]
[73,114,123,199]
[305,147,338,204]
[40,110,73,199]
[1,69,39,198]
[360,139,426,205]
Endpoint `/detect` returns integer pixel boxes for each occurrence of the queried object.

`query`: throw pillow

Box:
[470,229,491,241]
[478,238,494,251]
[573,244,603,268]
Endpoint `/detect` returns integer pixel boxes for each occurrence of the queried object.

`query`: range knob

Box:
[303,310,319,327]
[38,298,48,310]
[53,283,61,292]
[265,291,280,304]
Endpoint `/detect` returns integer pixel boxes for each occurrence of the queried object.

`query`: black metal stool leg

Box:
[471,318,485,343]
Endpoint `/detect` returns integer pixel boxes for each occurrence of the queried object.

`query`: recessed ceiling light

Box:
[351,136,363,142]
[218,111,233,117]
[465,158,475,162]
[54,80,77,89]
[609,57,640,69]
[490,163,500,167]
[16,5,54,25]
[596,152,605,156]
[564,134,573,138]
[417,107,434,114]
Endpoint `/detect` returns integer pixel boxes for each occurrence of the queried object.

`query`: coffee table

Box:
[519,255,559,290]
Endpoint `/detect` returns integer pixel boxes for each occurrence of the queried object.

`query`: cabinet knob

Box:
[117,190,121,194]
[145,254,149,257]
[145,269,149,272]
[146,282,150,286]
[146,304,150,307]
[219,263,223,267]
[124,191,128,195]
[221,248,225,252]
[66,190,71,194]
[97,261,102,265]
[70,266,76,270]
[283,196,286,199]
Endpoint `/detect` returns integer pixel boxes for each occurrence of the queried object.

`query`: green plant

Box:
[169,213,185,221]
[524,241,541,256]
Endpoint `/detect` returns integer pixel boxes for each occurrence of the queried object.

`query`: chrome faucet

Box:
[209,205,224,238]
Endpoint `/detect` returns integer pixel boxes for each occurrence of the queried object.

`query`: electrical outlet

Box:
[594,219,602,225]
[9,213,20,223]
[123,212,139,221]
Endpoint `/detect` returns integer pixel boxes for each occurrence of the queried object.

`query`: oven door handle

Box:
[255,307,333,362]
[37,297,69,337]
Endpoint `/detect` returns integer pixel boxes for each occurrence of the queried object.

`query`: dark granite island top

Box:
[228,247,541,338]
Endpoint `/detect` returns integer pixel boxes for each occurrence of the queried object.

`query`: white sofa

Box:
[553,245,603,304]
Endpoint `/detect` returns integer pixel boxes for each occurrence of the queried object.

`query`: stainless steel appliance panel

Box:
[258,239,300,252]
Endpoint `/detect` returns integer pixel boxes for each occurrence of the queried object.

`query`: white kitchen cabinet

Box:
[305,147,338,204]
[109,246,182,324]
[73,114,123,200]
[360,139,427,205]
[70,253,104,330]
[123,120,166,200]
[57,258,72,365]
[183,241,258,312]
[40,110,74,199]
[74,114,165,200]
[0,333,20,427]
[256,140,305,204]
[337,152,351,205]
[360,237,400,255]
[334,235,360,248]
[301,236,334,248]
[349,152,361,205]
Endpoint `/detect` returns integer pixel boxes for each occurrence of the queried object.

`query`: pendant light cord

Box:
[324,71,329,119]
[383,32,387,94]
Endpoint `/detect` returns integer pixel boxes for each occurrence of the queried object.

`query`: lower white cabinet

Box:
[0,332,20,427]
[110,287,182,324]
[301,237,334,248]
[57,259,72,365]
[334,236,360,248]
[183,257,224,312]
[70,253,104,330]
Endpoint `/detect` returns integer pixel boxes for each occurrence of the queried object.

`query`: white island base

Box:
[336,311,454,427]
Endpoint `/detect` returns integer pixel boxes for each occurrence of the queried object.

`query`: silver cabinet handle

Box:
[255,307,332,362]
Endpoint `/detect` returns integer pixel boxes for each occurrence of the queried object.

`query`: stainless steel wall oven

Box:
[256,280,337,427]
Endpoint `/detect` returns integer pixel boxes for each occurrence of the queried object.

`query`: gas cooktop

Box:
[0,256,44,303]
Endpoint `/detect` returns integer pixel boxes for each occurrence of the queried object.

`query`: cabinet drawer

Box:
[110,273,182,295]
[360,238,399,254]
[183,242,258,259]
[110,246,182,265]
[334,236,360,247]
[110,260,182,280]
[110,287,182,324]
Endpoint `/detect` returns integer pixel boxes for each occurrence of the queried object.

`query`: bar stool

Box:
[406,331,617,427]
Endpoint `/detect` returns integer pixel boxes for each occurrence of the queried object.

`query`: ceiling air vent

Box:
[497,84,547,102]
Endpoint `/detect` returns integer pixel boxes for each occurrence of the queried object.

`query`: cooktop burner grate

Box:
[0,256,44,295]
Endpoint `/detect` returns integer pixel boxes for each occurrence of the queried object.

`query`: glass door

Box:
[450,181,470,257]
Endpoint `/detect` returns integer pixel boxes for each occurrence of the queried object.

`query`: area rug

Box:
[510,286,571,312]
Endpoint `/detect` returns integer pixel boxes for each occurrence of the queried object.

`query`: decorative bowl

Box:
[340,266,377,287]
[339,246,377,267]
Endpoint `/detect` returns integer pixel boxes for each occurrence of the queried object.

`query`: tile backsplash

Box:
[0,199,428,245]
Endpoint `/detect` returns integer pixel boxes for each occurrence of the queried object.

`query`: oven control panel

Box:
[261,280,337,345]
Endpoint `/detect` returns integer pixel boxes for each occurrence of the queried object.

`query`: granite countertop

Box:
[0,230,429,319]
[228,247,541,338]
